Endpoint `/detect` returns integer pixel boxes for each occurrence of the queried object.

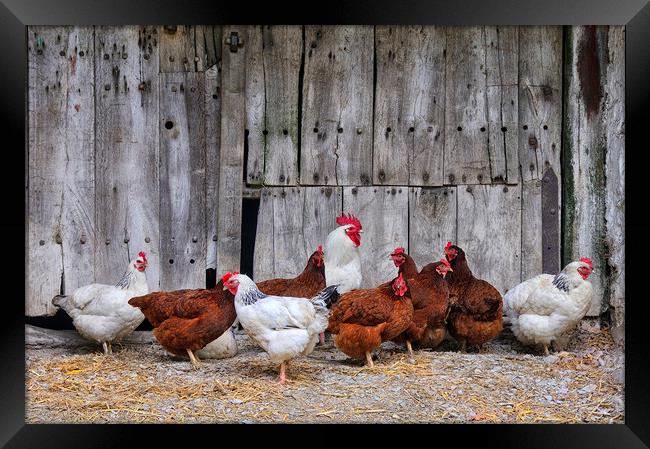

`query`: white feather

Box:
[324,225,362,293]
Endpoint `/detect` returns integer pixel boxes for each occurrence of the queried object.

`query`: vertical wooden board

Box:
[95,26,160,290]
[604,26,625,341]
[216,26,247,275]
[205,65,221,270]
[302,187,343,255]
[518,26,562,182]
[301,26,374,186]
[485,26,519,184]
[245,26,265,185]
[408,187,457,270]
[521,179,542,280]
[457,184,522,295]
[263,26,302,186]
[271,188,306,277]
[27,27,95,315]
[159,25,196,72]
[253,188,275,281]
[374,26,446,186]
[195,25,221,71]
[159,73,206,290]
[444,27,490,185]
[343,186,408,287]
[563,26,610,315]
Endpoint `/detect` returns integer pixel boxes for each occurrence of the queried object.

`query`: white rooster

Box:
[222,272,340,383]
[52,251,149,354]
[323,213,363,294]
[503,257,594,355]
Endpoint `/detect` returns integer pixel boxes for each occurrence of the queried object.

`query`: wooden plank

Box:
[159,73,206,290]
[195,25,221,71]
[563,26,612,315]
[374,26,446,186]
[301,26,374,186]
[457,184,521,295]
[27,26,95,316]
[342,186,408,287]
[205,65,221,270]
[245,26,265,186]
[159,25,196,72]
[541,167,560,274]
[520,179,542,280]
[444,27,490,185]
[95,26,160,290]
[603,26,625,342]
[485,26,519,184]
[253,186,342,281]
[216,26,247,275]
[518,26,562,182]
[408,187,457,270]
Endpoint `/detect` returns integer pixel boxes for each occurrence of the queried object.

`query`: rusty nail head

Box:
[124,237,130,243]
[503,186,509,192]
[356,128,362,134]
[104,84,111,91]
[212,235,217,241]
[39,240,45,246]
[145,237,151,243]
[105,239,111,245]
[192,236,198,242]
[122,53,128,59]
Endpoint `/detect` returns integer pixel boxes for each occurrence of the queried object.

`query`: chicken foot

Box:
[406,341,416,364]
[186,349,202,368]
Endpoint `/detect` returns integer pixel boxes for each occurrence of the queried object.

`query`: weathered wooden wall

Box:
[27,25,625,342]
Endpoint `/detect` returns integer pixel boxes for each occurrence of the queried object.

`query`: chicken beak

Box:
[358,229,364,233]
[222,284,229,291]
[448,267,453,272]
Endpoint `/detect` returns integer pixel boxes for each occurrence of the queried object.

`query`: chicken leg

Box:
[102,342,110,355]
[405,340,416,364]
[107,342,113,354]
[318,332,326,346]
[543,344,550,356]
[186,348,201,367]
[459,340,467,353]
[365,351,374,368]
[278,361,287,384]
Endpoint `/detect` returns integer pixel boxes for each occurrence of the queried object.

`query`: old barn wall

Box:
[26,25,625,341]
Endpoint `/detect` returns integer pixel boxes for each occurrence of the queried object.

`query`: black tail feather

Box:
[312,285,340,308]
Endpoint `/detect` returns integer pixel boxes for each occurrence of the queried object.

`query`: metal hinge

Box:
[226,32,244,53]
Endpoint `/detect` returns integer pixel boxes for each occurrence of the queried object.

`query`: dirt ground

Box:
[25,319,624,424]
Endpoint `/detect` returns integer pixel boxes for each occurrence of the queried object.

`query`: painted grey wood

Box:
[518,26,562,182]
[408,187,457,271]
[95,26,160,291]
[457,184,522,295]
[541,167,560,274]
[343,186,409,288]
[27,27,95,316]
[244,26,265,186]
[374,26,446,186]
[603,26,625,343]
[159,73,207,290]
[563,26,612,316]
[159,25,196,72]
[520,179,543,281]
[205,65,221,270]
[444,27,490,185]
[195,25,221,71]
[301,26,374,186]
[253,186,342,281]
[216,26,247,275]
[485,26,519,184]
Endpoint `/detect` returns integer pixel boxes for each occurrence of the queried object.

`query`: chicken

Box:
[327,273,413,367]
[52,251,149,355]
[444,242,503,351]
[128,281,236,367]
[377,247,419,288]
[257,246,327,344]
[324,213,363,294]
[222,272,340,384]
[503,258,594,355]
[393,258,452,356]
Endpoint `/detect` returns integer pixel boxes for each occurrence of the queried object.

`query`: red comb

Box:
[138,251,147,263]
[221,271,239,283]
[336,213,362,230]
[317,245,323,254]
[445,241,453,249]
[392,247,405,255]
[580,257,593,268]
[440,258,451,268]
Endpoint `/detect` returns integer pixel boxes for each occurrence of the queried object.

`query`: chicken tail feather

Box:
[310,285,340,309]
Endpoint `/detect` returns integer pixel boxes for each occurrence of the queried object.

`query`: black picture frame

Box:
[3,0,649,446]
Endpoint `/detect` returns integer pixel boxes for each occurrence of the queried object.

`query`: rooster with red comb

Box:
[323,213,364,295]
[503,257,594,355]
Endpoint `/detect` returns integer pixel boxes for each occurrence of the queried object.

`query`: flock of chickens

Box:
[52,214,595,384]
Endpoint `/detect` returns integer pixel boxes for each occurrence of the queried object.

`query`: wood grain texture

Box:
[95,26,160,291]
[27,26,95,315]
[205,65,221,270]
[244,26,265,186]
[343,186,408,287]
[374,26,446,186]
[159,73,207,290]
[301,26,374,186]
[253,187,342,281]
[159,25,196,72]
[485,26,519,184]
[216,26,247,275]
[444,27,490,185]
[520,179,542,280]
[457,184,521,295]
[195,25,221,71]
[408,187,457,270]
[603,26,625,343]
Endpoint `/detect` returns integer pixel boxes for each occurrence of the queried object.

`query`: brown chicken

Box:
[393,258,453,356]
[128,281,236,367]
[377,247,419,288]
[444,242,503,351]
[327,273,413,367]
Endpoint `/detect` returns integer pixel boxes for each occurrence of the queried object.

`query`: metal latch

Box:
[226,32,244,53]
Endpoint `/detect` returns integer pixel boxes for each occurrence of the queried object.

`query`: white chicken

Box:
[222,272,339,383]
[324,213,363,294]
[503,257,594,355]
[52,251,149,354]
